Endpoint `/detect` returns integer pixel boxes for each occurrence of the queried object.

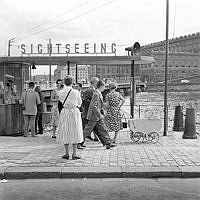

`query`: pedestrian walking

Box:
[21,82,40,137]
[83,80,116,149]
[35,85,44,134]
[78,77,99,149]
[105,82,125,143]
[81,77,99,128]
[51,79,63,138]
[56,75,83,160]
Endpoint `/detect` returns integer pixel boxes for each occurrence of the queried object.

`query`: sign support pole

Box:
[67,61,70,75]
[75,64,78,83]
[130,60,136,118]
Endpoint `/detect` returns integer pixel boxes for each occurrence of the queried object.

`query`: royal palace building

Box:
[89,32,200,84]
[140,32,200,83]
[54,32,200,84]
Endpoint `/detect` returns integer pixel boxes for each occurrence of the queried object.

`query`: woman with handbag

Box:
[56,76,83,160]
[105,82,125,143]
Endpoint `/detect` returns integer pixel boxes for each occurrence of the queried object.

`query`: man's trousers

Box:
[83,118,111,145]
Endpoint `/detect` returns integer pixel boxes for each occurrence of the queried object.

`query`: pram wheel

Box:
[148,132,159,143]
[130,131,143,143]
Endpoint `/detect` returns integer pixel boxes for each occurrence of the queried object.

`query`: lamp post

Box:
[32,62,36,82]
[125,42,141,118]
[48,39,52,87]
[164,0,169,136]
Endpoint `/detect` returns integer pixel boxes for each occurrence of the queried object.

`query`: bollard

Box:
[182,107,197,139]
[173,104,184,131]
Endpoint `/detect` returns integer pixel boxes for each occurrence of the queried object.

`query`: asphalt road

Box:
[0,178,200,200]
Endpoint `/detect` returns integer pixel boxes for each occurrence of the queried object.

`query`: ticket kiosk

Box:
[0,61,30,136]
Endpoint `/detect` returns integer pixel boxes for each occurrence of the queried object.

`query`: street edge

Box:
[1,166,200,179]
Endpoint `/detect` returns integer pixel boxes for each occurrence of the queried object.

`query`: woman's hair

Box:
[77,83,82,88]
[35,85,41,93]
[96,80,105,89]
[64,75,73,86]
[90,77,99,86]
[109,82,117,90]
[56,79,62,84]
[6,82,11,87]
[29,82,35,88]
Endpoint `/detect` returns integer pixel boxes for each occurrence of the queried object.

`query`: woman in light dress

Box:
[56,76,83,160]
[51,79,63,138]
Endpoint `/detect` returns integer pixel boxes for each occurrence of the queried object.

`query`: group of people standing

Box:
[55,76,125,160]
[21,76,125,160]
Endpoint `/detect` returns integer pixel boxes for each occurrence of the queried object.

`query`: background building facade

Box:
[53,32,200,84]
[91,32,200,84]
[54,64,89,84]
[140,32,200,83]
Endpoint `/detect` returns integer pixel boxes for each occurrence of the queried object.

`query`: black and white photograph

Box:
[0,0,200,199]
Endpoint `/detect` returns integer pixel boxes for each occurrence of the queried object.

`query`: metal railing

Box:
[122,103,200,131]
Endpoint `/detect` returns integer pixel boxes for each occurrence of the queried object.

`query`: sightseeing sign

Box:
[20,42,117,55]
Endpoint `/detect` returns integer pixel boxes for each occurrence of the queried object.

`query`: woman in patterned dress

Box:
[105,82,125,143]
[56,75,83,160]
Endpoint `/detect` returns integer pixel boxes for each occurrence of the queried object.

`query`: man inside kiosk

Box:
[4,80,16,104]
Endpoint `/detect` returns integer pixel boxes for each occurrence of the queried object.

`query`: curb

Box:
[1,166,200,179]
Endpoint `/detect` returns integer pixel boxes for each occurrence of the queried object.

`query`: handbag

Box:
[58,89,72,114]
[58,101,63,113]
[121,113,128,128]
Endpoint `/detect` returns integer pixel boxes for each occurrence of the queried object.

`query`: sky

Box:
[0,0,199,74]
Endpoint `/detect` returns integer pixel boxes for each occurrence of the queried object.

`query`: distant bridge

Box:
[116,82,146,92]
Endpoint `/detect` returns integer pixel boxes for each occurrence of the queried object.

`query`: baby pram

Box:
[128,118,162,143]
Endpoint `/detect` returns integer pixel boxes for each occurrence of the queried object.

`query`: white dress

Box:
[56,86,83,144]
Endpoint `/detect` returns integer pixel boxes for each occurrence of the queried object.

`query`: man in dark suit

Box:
[81,77,99,129]
[83,80,116,149]
[77,77,99,149]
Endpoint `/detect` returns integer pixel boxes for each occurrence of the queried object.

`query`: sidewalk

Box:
[0,129,200,179]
